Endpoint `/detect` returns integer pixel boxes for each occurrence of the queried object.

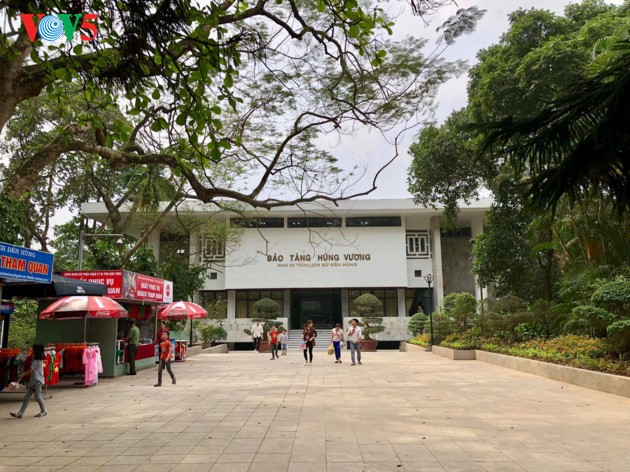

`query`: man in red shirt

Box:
[269,325,280,360]
[154,332,176,387]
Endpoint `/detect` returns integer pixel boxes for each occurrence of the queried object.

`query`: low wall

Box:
[400,342,428,352]
[475,350,630,398]
[343,317,411,341]
[223,318,289,343]
[203,344,228,354]
[432,345,476,360]
[187,345,203,357]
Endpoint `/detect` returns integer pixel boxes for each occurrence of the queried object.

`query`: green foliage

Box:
[7,300,38,349]
[408,109,493,227]
[441,330,481,350]
[431,311,454,344]
[407,333,431,347]
[198,323,228,346]
[159,258,206,302]
[442,292,477,332]
[243,298,283,341]
[570,305,615,337]
[408,313,428,337]
[607,319,630,361]
[590,277,630,316]
[352,293,385,340]
[0,194,26,245]
[252,298,281,320]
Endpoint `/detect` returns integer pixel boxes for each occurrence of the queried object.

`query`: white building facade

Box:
[82,198,490,345]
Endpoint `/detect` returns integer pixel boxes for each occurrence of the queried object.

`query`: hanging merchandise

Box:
[56,343,102,386]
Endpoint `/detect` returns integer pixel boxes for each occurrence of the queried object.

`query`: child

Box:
[154,332,176,387]
[280,329,288,356]
[10,343,47,418]
[269,325,279,360]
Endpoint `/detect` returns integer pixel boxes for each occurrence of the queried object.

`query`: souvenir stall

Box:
[36,295,127,382]
[59,270,173,376]
[0,345,59,396]
[158,301,207,362]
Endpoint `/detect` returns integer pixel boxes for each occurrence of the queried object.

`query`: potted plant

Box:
[199,323,228,349]
[352,293,385,351]
[243,298,283,352]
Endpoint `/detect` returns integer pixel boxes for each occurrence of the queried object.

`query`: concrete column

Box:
[430,216,445,309]
[341,289,349,317]
[189,230,199,266]
[147,230,160,262]
[397,288,406,317]
[283,289,291,318]
[227,290,236,320]
[471,215,485,305]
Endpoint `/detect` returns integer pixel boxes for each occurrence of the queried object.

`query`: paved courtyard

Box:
[0,350,629,472]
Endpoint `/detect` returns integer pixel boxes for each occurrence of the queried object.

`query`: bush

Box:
[408,333,431,347]
[607,319,630,361]
[591,277,630,316]
[408,313,428,336]
[441,330,481,350]
[7,300,37,348]
[443,292,477,333]
[352,293,385,340]
[431,311,454,344]
[570,305,614,337]
[243,298,283,340]
[198,324,228,346]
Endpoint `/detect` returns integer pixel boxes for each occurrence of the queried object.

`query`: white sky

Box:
[50,0,621,231]
[331,0,624,200]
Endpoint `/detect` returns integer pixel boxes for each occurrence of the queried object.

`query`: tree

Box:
[476,38,630,213]
[1,0,484,214]
[408,312,428,336]
[243,298,282,341]
[442,292,477,332]
[351,293,385,340]
[7,300,38,348]
[198,324,228,347]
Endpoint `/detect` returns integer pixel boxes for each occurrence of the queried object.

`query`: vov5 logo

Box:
[20,14,98,42]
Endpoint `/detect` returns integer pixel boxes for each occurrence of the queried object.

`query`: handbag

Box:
[327,344,334,356]
[299,343,306,350]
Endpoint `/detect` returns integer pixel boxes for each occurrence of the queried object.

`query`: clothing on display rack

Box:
[0,347,60,391]
[55,343,103,386]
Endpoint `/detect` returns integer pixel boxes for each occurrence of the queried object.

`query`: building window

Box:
[348,288,398,317]
[231,217,285,228]
[345,216,401,227]
[201,236,225,262]
[199,291,228,319]
[406,231,430,258]
[405,288,432,316]
[441,227,472,238]
[287,217,341,228]
[236,290,284,319]
[209,272,218,280]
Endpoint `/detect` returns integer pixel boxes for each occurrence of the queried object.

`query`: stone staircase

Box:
[287,329,329,351]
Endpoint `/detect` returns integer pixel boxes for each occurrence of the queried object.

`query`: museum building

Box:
[81,198,491,346]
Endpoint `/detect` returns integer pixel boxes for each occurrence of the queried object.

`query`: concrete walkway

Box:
[0,350,629,472]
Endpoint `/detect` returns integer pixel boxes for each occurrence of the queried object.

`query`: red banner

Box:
[61,271,123,298]
[61,271,173,303]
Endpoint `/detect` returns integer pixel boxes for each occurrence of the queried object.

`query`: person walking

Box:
[251,320,264,352]
[279,329,288,356]
[126,319,140,375]
[330,323,344,363]
[347,318,363,366]
[269,325,280,360]
[302,320,317,366]
[10,343,48,418]
[155,331,176,387]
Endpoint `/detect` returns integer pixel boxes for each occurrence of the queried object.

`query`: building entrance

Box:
[290,289,342,329]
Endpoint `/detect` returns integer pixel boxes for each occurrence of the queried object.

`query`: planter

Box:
[360,340,378,352]
[432,345,476,360]
[401,342,430,352]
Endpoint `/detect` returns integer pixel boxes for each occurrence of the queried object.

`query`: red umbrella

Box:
[40,296,128,320]
[158,301,207,320]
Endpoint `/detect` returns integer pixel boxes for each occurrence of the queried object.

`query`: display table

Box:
[132,343,156,361]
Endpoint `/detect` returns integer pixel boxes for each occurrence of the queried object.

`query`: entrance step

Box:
[287,330,329,351]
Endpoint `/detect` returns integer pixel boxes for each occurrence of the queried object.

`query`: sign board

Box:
[61,270,173,303]
[225,227,408,289]
[0,242,54,283]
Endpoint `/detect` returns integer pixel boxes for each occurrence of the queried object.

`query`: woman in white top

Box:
[330,323,344,363]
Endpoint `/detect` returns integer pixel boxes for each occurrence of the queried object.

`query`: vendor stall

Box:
[158,301,206,362]
[59,270,173,376]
